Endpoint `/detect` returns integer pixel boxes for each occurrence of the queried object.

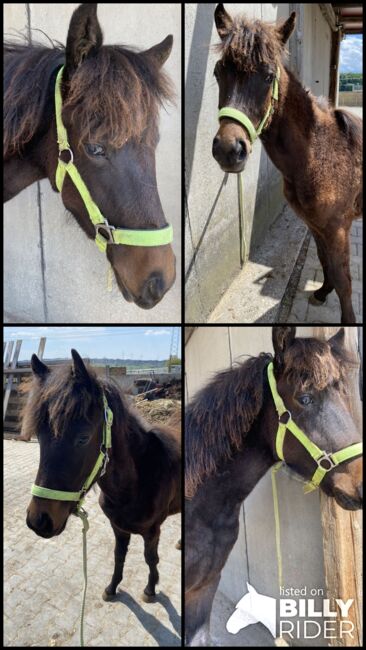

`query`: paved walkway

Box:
[4,439,181,647]
[286,218,362,323]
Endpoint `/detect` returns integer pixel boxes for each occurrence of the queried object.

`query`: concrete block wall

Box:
[4,3,181,323]
[185,326,327,645]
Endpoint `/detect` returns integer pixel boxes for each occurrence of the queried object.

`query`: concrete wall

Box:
[185,326,327,645]
[185,3,331,323]
[4,3,181,323]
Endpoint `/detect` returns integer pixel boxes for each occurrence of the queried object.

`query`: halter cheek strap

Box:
[31,393,113,510]
[54,65,173,253]
[218,66,280,144]
[267,362,363,493]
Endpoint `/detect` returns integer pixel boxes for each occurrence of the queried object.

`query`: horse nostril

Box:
[36,511,52,533]
[235,138,246,161]
[213,136,220,150]
[147,275,164,301]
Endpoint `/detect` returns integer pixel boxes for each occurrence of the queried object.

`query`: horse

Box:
[23,349,181,604]
[212,4,362,324]
[4,3,176,309]
[185,326,362,646]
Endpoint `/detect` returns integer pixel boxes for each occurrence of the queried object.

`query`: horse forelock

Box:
[214,15,286,72]
[21,364,101,439]
[185,353,272,499]
[64,45,174,150]
[283,338,351,394]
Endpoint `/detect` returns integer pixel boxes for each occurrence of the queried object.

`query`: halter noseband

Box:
[54,65,173,253]
[31,392,113,509]
[267,362,362,493]
[218,66,280,144]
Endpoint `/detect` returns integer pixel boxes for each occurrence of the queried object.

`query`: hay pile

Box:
[134,398,181,424]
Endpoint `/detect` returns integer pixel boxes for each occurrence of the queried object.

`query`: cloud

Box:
[144,329,171,336]
[340,35,363,73]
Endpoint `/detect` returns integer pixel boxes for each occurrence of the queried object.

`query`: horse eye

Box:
[85,143,105,157]
[76,436,90,446]
[297,394,313,406]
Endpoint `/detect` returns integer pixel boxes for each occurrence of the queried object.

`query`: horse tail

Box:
[334,108,362,149]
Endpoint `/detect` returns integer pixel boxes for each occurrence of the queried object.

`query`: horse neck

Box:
[98,386,147,492]
[190,415,275,513]
[261,67,323,177]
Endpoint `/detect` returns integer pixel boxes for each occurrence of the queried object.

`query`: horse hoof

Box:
[175,540,182,550]
[142,592,156,603]
[102,589,116,601]
[309,293,326,306]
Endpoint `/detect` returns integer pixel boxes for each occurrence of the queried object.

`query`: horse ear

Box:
[71,348,90,383]
[65,3,103,74]
[31,354,50,380]
[276,11,296,46]
[215,3,233,41]
[328,327,345,350]
[143,35,173,67]
[272,327,296,366]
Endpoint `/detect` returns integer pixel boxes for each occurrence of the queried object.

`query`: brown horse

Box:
[4,3,176,309]
[212,4,362,323]
[185,326,362,645]
[24,349,181,603]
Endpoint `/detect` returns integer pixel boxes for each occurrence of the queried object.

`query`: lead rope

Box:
[271,462,283,591]
[75,506,89,647]
[238,173,246,269]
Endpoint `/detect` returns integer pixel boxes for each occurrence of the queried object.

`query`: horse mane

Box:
[4,36,174,158]
[214,14,287,72]
[185,353,272,499]
[4,41,64,158]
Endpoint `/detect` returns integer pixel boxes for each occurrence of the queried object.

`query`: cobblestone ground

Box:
[287,218,363,323]
[4,440,181,647]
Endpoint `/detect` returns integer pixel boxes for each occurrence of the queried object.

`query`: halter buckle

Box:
[58,147,74,164]
[317,452,336,472]
[95,220,116,245]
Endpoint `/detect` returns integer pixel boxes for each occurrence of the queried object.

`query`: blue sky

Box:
[3,326,181,361]
[340,34,362,73]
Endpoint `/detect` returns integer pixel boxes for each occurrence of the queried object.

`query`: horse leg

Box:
[102,527,131,601]
[142,524,161,602]
[309,232,334,304]
[324,227,355,323]
[185,575,221,646]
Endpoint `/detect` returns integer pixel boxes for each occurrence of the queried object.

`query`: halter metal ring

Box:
[317,452,336,471]
[95,220,116,244]
[279,410,292,425]
[59,147,74,164]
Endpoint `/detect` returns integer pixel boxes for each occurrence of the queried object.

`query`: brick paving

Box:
[4,439,181,647]
[287,218,362,323]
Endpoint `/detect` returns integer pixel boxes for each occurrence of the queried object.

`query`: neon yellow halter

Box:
[54,65,173,253]
[218,66,280,144]
[267,362,362,493]
[31,393,113,509]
